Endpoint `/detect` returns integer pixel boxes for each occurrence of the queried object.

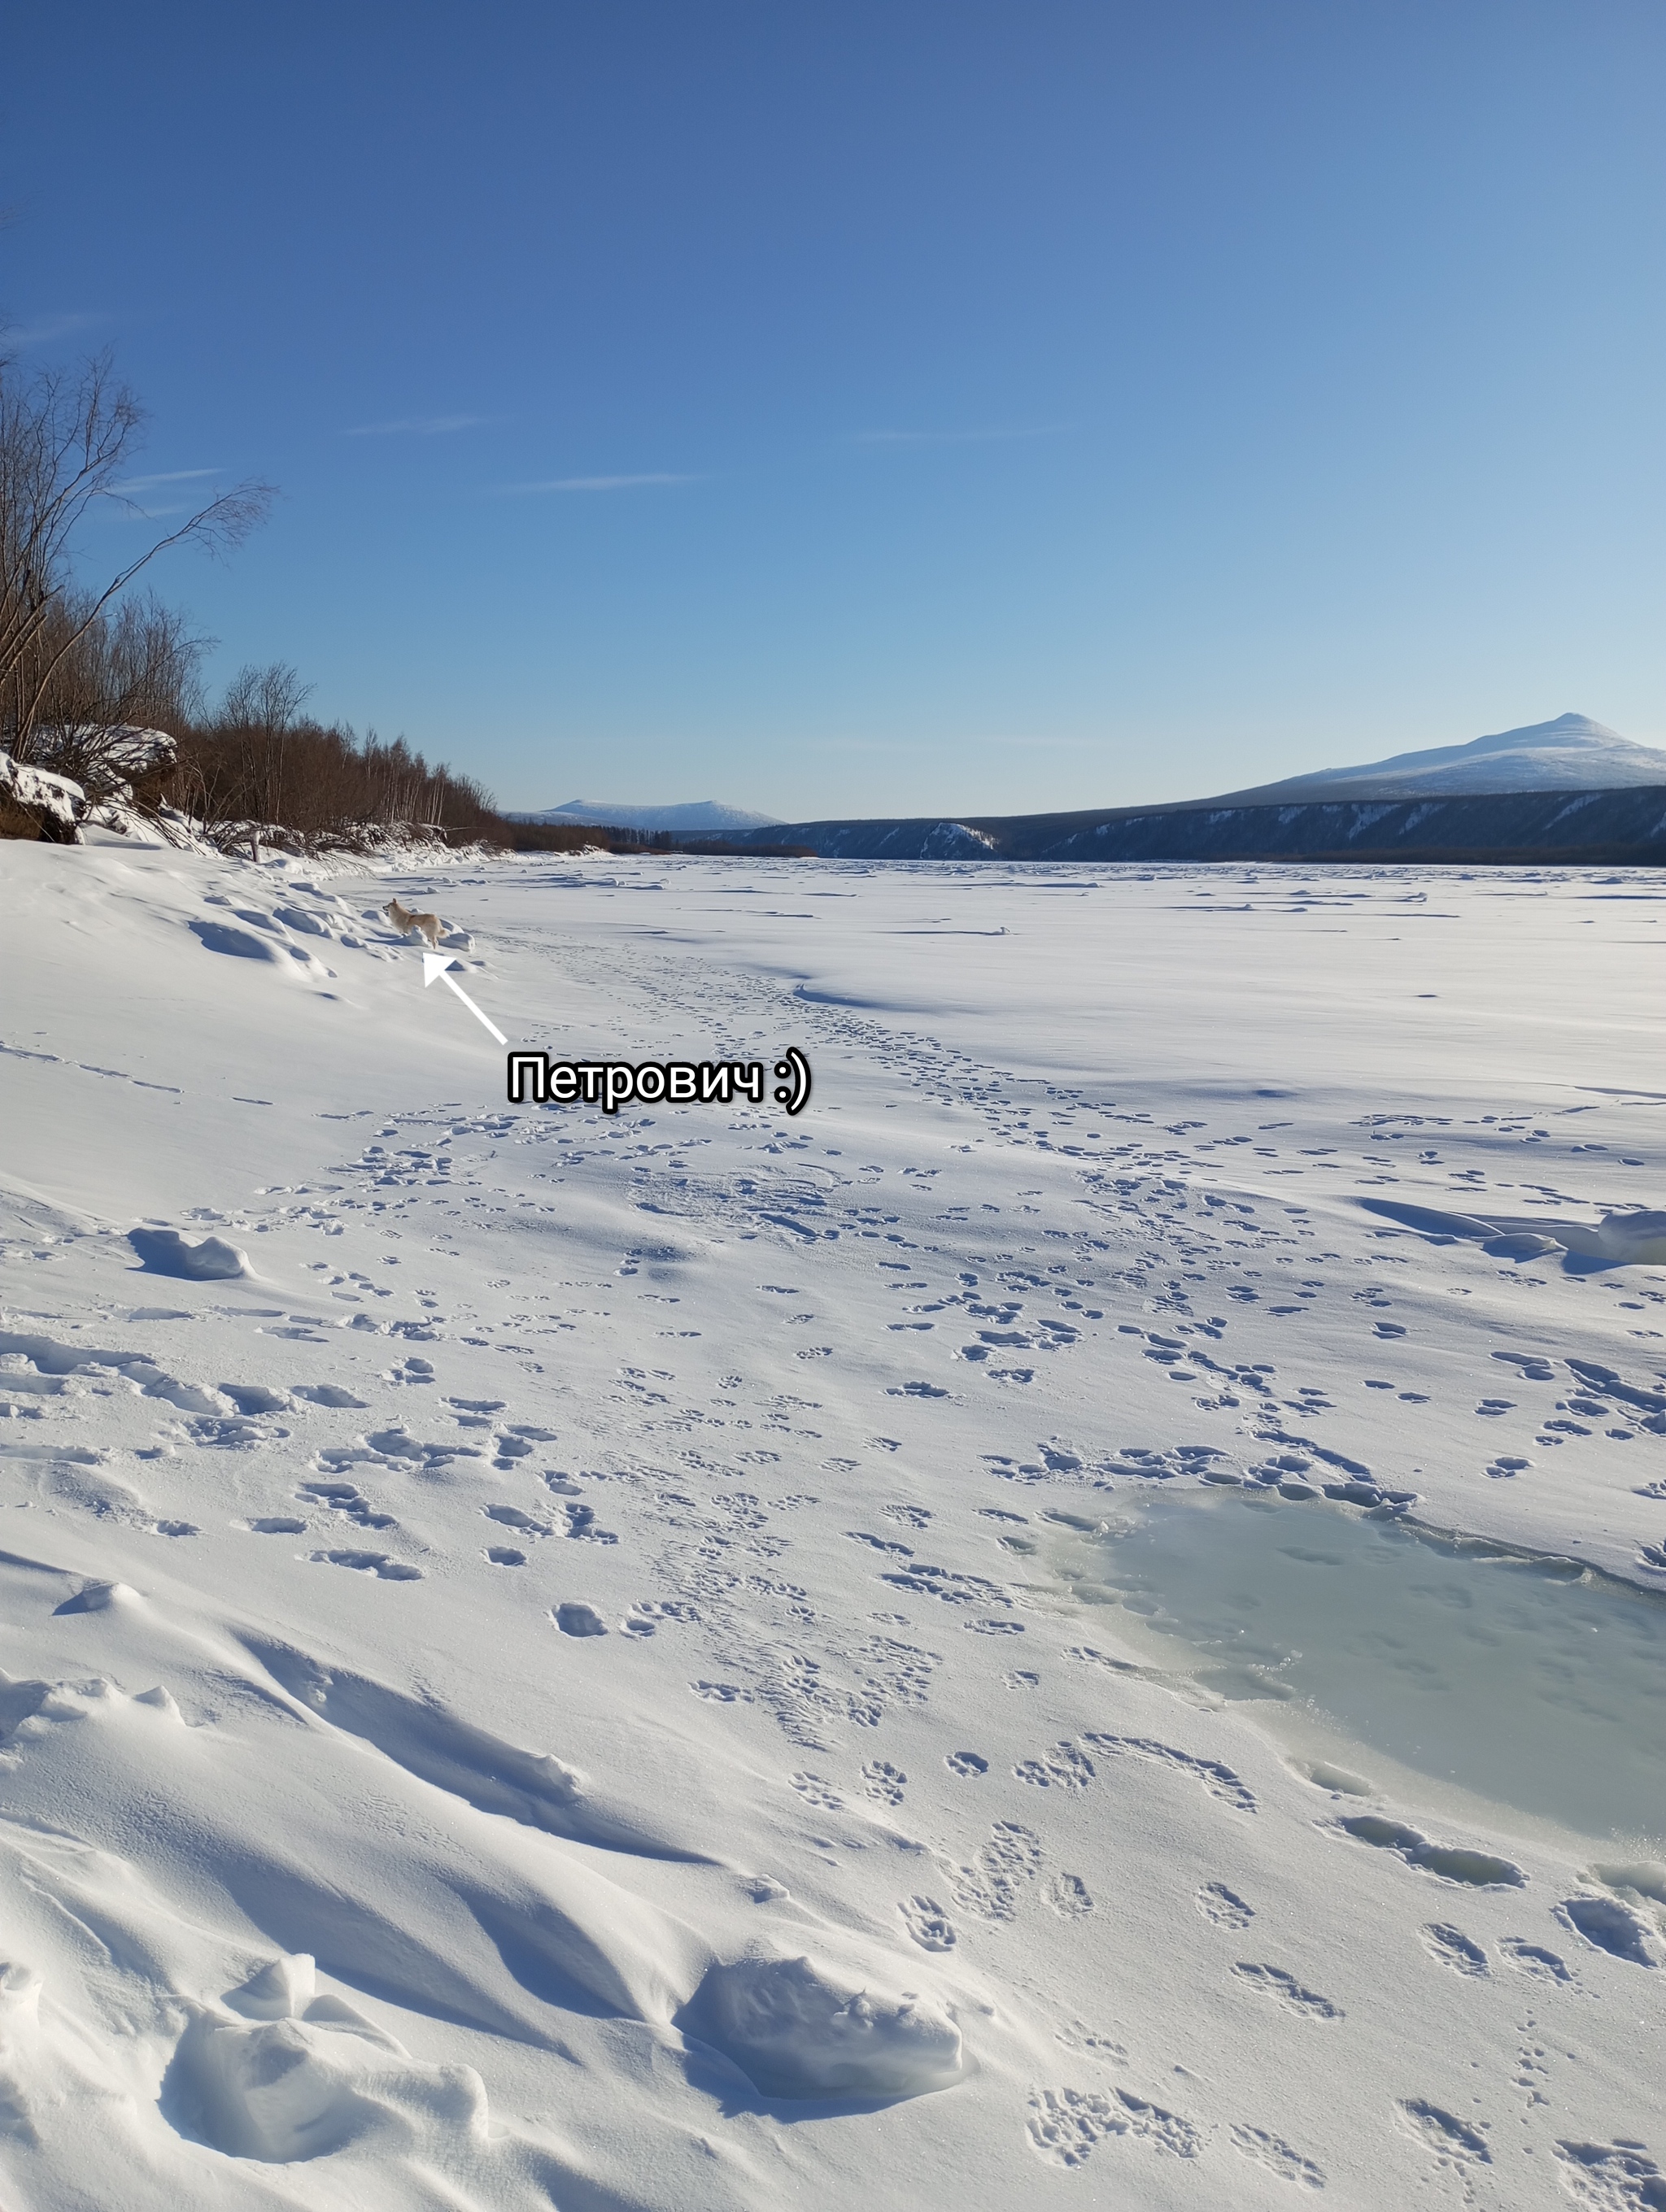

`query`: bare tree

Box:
[0,346,273,766]
[27,591,210,800]
[163,698,504,851]
[218,660,312,851]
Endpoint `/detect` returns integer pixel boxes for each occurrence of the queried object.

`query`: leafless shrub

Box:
[24,592,207,802]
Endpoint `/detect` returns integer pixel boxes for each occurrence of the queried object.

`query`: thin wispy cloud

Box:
[102,468,223,521]
[970,732,1101,749]
[506,472,702,493]
[110,468,219,495]
[4,311,100,350]
[344,413,490,437]
[850,425,1069,448]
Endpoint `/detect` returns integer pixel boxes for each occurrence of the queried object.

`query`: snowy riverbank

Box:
[2,839,1664,2208]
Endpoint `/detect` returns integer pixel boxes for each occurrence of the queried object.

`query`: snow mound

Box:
[679,1953,963,2100]
[127,1228,251,1281]
[1359,1196,1666,1271]
[85,725,177,780]
[226,1951,319,2018]
[1595,1210,1666,1264]
[167,1997,491,2163]
[52,1579,142,1615]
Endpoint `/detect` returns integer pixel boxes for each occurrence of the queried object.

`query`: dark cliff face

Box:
[739,786,1666,864]
[732,818,998,861]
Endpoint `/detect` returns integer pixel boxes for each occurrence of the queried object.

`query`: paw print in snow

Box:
[898,1896,956,1951]
[791,1771,844,1810]
[1046,1873,1093,1917]
[1195,1883,1253,1930]
[1014,1740,1096,1791]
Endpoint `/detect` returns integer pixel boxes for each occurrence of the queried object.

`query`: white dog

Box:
[382,897,443,950]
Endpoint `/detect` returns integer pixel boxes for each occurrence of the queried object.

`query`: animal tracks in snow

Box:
[1026,2084,1202,2167]
[861,1758,906,1805]
[1084,1733,1258,1814]
[1395,2097,1492,2179]
[1337,1814,1522,1888]
[483,1502,551,1536]
[1500,1937,1575,1987]
[898,1895,957,1952]
[312,1548,422,1580]
[1555,2139,1666,2210]
[790,1770,846,1812]
[1014,1740,1096,1791]
[1045,1872,1093,1917]
[1559,1896,1658,1966]
[1232,1962,1342,2020]
[938,1821,1045,1923]
[1197,1881,1255,1929]
[1423,1923,1489,1978]
[1230,2123,1326,2190]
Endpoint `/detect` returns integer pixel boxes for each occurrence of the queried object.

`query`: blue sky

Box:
[5,1,1663,817]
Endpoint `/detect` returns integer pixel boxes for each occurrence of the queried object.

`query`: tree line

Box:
[0,340,600,851]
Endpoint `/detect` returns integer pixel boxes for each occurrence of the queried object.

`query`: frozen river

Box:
[2,838,1664,2209]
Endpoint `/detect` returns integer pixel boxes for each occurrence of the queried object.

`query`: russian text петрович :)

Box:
[505,1047,811,1116]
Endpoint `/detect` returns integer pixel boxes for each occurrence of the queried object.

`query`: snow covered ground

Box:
[2,835,1664,2210]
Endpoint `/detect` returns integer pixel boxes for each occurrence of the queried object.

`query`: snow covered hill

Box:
[1217,711,1666,801]
[510,797,783,834]
[2,834,1664,2210]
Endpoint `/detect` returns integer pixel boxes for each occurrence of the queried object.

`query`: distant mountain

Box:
[508,798,783,835]
[735,711,1666,865]
[1208,714,1666,803]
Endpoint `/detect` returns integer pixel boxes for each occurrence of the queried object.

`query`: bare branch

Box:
[15,480,275,738]
[1,346,274,758]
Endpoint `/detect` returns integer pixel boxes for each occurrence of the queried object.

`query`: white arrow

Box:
[422,952,508,1045]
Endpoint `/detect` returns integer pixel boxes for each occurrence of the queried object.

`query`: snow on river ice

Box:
[1,837,1664,2208]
